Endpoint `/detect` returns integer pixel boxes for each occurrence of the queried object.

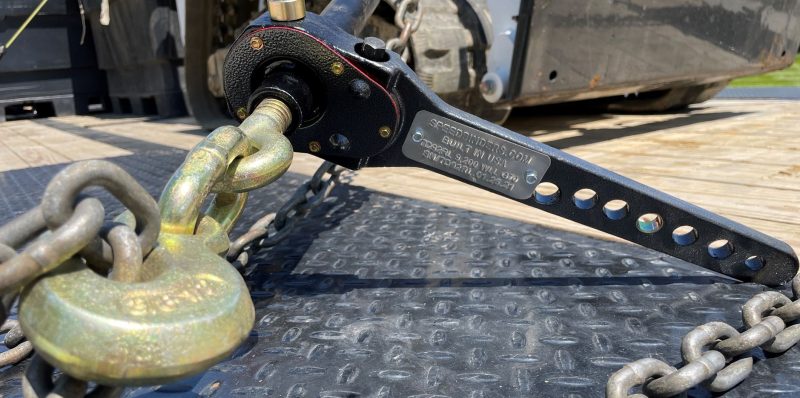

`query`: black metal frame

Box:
[222,8,798,286]
[507,0,534,101]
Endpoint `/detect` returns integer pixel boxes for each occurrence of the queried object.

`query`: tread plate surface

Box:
[1,121,799,397]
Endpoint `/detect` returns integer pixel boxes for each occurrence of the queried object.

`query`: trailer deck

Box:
[0,99,799,396]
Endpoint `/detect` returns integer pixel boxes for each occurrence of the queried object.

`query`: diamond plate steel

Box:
[1,120,800,397]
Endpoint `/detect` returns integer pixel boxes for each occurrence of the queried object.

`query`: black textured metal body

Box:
[223,11,798,285]
[224,17,399,169]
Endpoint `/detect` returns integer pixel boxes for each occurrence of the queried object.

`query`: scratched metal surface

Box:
[1,120,800,397]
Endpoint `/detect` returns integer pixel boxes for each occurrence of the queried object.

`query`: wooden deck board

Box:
[0,120,132,172]
[2,99,796,254]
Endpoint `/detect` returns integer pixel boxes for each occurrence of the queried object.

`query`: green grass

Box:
[730,55,800,87]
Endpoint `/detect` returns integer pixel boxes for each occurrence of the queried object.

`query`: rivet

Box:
[379,126,392,138]
[525,171,538,185]
[309,141,322,153]
[412,129,424,142]
[236,107,248,120]
[249,36,264,50]
[331,61,345,76]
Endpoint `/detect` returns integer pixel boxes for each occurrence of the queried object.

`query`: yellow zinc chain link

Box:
[159,98,294,235]
[0,97,297,397]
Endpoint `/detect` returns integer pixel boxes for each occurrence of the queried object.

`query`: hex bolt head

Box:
[359,37,387,61]
[249,36,264,50]
[309,141,322,153]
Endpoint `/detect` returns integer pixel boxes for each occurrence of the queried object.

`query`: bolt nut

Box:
[359,37,387,61]
[249,36,264,50]
[379,126,392,139]
[330,62,345,76]
[236,107,248,120]
[309,141,322,153]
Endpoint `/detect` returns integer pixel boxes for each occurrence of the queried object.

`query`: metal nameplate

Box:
[402,111,551,200]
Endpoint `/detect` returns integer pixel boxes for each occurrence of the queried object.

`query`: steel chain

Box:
[0,320,32,368]
[386,0,422,62]
[227,161,344,269]
[607,273,800,397]
[0,160,156,397]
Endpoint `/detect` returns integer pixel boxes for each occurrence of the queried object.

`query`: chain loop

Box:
[714,315,785,357]
[606,358,677,398]
[681,322,752,392]
[0,320,33,368]
[212,98,294,193]
[608,274,800,396]
[742,291,800,352]
[103,224,143,283]
[227,161,343,269]
[40,160,160,268]
[386,0,422,62]
[0,199,105,296]
[159,125,251,234]
[22,355,122,398]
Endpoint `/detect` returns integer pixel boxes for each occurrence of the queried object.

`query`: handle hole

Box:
[602,200,629,220]
[708,239,734,259]
[572,189,598,210]
[534,182,560,205]
[672,226,698,246]
[745,256,765,271]
[636,213,663,234]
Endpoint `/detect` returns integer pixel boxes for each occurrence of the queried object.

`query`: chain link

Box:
[22,355,122,398]
[0,97,298,395]
[0,160,155,395]
[227,161,344,269]
[386,0,422,62]
[0,320,32,368]
[607,273,800,397]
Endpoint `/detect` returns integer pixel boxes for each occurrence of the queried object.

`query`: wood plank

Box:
[85,120,204,151]
[0,120,131,171]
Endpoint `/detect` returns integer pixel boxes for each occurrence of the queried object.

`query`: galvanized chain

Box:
[0,319,32,368]
[0,159,158,397]
[607,273,800,397]
[386,0,422,62]
[227,160,344,270]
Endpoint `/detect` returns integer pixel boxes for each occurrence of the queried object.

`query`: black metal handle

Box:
[375,72,799,285]
[224,11,799,285]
